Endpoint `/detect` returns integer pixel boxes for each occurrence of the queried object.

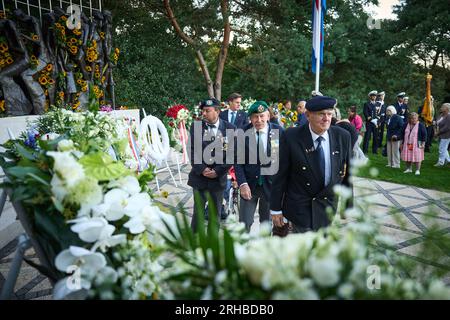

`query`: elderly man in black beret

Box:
[270,96,353,232]
[234,101,283,232]
[188,98,236,232]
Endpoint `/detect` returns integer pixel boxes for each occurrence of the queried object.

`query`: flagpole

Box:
[314,2,321,92]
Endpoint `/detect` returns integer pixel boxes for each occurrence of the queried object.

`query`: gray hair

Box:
[441,103,450,112]
[386,105,396,115]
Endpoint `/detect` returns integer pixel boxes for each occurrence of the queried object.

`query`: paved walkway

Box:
[1,152,449,299]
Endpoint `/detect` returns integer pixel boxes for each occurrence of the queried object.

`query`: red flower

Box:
[166,104,188,119]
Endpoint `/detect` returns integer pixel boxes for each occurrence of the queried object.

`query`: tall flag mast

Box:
[312,0,326,92]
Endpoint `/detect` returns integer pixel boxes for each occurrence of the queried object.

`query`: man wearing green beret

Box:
[234,101,283,232]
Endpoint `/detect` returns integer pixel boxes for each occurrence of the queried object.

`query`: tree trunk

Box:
[164,0,231,100]
[196,50,214,98]
[213,0,231,101]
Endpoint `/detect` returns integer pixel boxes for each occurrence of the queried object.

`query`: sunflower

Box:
[55,23,62,28]
[292,115,298,122]
[0,43,8,52]
[82,85,87,92]
[58,91,64,98]
[46,63,53,72]
[5,57,13,64]
[61,16,68,21]
[115,48,120,54]
[0,100,5,112]
[31,34,39,41]
[76,79,83,85]
[278,103,283,111]
[101,76,106,83]
[100,32,105,39]
[48,78,55,85]
[30,55,38,62]
[95,72,100,78]
[85,65,92,72]
[38,75,48,85]
[70,46,78,54]
[281,118,286,123]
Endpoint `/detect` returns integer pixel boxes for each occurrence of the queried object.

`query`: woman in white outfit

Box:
[385,106,404,168]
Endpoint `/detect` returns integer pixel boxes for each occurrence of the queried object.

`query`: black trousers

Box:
[191,188,224,233]
[378,122,385,147]
[363,122,379,154]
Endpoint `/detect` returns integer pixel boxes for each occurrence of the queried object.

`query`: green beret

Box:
[248,101,269,115]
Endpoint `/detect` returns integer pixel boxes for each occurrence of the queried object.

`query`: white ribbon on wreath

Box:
[140,115,170,164]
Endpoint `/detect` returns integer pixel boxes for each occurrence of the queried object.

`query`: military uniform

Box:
[394,92,409,119]
[362,91,379,154]
[270,96,352,232]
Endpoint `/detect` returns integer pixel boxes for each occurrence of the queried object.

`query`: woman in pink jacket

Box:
[348,106,363,133]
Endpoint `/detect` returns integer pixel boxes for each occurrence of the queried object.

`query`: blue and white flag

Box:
[312,0,326,73]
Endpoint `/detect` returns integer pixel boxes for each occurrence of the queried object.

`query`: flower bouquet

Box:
[163,104,191,163]
[277,102,298,128]
[0,109,176,299]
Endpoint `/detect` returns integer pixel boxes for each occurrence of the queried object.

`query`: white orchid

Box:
[101,188,130,221]
[69,217,113,243]
[123,204,165,234]
[108,176,141,195]
[124,192,152,217]
[55,246,106,287]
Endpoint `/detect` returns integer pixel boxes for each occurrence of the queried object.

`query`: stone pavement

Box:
[1,151,449,299]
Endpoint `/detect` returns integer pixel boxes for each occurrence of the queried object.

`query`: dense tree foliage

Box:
[105,0,449,117]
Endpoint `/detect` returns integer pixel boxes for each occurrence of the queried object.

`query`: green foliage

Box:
[79,152,131,181]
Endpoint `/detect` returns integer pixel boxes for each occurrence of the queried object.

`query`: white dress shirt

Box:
[207,118,220,137]
[228,110,237,124]
[309,125,331,187]
[254,125,268,152]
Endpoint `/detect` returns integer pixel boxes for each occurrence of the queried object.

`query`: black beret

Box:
[199,98,221,109]
[305,96,337,112]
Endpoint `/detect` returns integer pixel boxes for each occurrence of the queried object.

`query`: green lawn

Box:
[356,141,450,193]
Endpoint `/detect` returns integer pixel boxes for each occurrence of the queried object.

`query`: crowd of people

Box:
[186,90,449,236]
[187,92,352,236]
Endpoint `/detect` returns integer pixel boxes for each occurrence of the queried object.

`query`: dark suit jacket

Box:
[394,102,409,118]
[376,101,387,124]
[187,119,236,191]
[386,114,404,140]
[270,125,352,231]
[234,122,283,199]
[294,113,308,127]
[220,109,249,129]
[363,101,377,122]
